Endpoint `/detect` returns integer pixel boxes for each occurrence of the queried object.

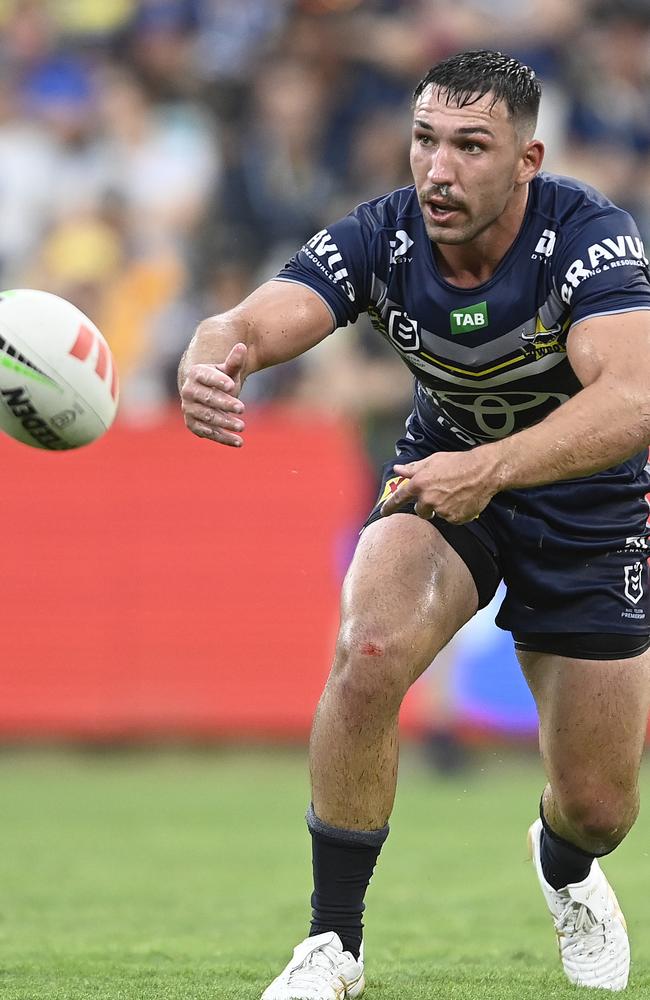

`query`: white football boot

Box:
[261,931,365,1000]
[528,818,630,990]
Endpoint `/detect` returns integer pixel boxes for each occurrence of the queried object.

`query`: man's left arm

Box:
[490,310,650,486]
[381,310,650,523]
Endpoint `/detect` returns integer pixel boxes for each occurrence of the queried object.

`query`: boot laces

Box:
[556,900,606,954]
[287,942,350,991]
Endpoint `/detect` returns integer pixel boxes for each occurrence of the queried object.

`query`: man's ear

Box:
[517,138,545,185]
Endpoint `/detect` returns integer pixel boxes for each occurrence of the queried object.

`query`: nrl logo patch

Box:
[386,306,420,352]
[624,562,644,605]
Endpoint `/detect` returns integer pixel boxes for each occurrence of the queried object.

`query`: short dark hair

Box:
[413,50,541,129]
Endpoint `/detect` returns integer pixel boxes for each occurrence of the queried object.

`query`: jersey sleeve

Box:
[274,210,373,329]
[554,206,650,326]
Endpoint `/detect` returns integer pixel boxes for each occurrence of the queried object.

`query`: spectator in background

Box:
[97,66,220,254]
[329,106,412,218]
[88,65,219,411]
[0,4,110,286]
[49,0,135,40]
[121,0,200,103]
[192,0,290,125]
[217,57,336,281]
[22,59,113,223]
[0,73,59,286]
[0,0,647,773]
[0,0,648,424]
[557,0,650,242]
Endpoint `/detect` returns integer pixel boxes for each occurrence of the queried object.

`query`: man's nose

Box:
[426,149,454,187]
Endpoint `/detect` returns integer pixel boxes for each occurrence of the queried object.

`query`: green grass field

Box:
[2,746,650,999]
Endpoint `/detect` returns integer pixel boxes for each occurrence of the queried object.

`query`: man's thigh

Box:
[518,648,650,799]
[339,513,479,684]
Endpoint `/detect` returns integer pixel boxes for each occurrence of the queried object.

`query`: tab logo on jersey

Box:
[389,230,414,264]
[386,306,420,352]
[450,301,488,334]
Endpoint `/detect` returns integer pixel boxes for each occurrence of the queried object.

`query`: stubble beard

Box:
[423,215,473,245]
[422,207,500,246]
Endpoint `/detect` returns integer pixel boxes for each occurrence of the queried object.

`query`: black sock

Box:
[307,804,389,960]
[540,806,598,890]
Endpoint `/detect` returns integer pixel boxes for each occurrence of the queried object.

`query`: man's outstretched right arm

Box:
[178,279,335,446]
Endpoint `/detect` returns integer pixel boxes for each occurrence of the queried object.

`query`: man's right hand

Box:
[180,343,248,446]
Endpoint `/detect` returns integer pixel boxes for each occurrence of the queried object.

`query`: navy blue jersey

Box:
[276,172,650,451]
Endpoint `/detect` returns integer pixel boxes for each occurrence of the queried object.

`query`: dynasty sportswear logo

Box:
[389,230,414,264]
[531,228,557,260]
[450,301,488,334]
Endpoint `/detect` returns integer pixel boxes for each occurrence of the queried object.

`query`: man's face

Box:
[410,85,531,245]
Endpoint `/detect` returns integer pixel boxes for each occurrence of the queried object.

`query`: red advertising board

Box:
[0,408,431,740]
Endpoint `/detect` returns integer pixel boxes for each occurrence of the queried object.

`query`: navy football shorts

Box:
[364,421,650,661]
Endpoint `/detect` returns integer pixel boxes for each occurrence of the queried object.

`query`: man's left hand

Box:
[380,448,501,524]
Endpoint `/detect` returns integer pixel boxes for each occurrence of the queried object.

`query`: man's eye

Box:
[464,142,482,153]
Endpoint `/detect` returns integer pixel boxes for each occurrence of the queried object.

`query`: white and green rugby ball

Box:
[0,289,118,450]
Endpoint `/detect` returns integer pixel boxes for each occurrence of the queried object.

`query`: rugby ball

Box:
[0,289,118,450]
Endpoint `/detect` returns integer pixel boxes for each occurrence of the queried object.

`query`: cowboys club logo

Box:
[521,322,565,360]
[423,389,569,438]
[624,562,644,605]
[386,306,420,352]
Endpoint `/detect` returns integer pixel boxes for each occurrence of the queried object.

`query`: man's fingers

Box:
[181,348,247,447]
[221,343,248,378]
[414,500,435,520]
[183,382,245,414]
[393,462,416,478]
[191,364,236,392]
[183,402,245,433]
[185,346,247,402]
[189,419,244,447]
[380,480,415,517]
[181,372,247,446]
[183,387,244,416]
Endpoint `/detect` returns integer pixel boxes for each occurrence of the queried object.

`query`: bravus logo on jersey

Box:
[560,235,648,304]
[450,301,488,334]
[303,229,356,302]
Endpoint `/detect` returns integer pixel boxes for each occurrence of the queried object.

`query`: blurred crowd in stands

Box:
[2,0,650,452]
